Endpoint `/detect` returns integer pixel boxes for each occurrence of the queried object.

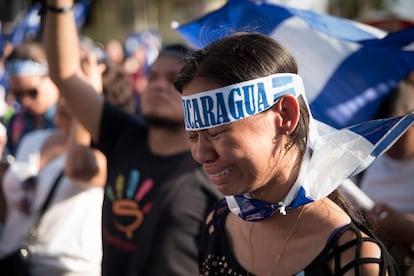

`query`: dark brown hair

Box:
[6,41,46,64]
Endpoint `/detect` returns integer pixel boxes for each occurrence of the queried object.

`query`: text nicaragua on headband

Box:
[181,73,304,131]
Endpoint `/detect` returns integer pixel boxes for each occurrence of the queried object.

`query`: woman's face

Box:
[183,77,293,197]
[8,74,58,115]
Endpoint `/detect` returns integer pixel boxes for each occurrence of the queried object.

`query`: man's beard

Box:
[143,115,184,131]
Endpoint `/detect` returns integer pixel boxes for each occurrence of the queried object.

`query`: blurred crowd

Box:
[0,30,163,160]
[0,2,413,276]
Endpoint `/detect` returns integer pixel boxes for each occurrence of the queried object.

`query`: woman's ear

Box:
[272,94,300,134]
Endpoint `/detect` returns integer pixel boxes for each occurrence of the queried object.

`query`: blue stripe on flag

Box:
[347,114,414,157]
[370,114,414,156]
[312,46,414,127]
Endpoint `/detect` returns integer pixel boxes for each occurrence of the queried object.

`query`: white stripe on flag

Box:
[270,16,360,102]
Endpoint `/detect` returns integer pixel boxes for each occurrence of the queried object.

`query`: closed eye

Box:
[207,125,228,139]
[188,132,198,141]
[208,131,220,138]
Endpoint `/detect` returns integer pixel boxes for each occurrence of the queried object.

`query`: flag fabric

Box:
[288,113,414,209]
[226,112,414,218]
[175,0,414,129]
[6,3,41,46]
[6,0,91,46]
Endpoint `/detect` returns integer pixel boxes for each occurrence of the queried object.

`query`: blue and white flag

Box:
[175,0,414,129]
[6,3,41,46]
[7,0,91,46]
[284,113,414,209]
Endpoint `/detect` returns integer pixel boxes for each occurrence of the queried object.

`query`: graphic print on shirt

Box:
[106,169,154,239]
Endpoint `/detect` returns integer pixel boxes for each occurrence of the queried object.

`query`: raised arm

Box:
[64,117,107,186]
[44,0,104,142]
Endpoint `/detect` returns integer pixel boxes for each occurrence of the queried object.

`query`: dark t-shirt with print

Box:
[96,101,221,276]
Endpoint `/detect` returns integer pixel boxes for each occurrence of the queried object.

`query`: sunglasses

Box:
[18,176,37,215]
[11,89,39,101]
[10,77,46,102]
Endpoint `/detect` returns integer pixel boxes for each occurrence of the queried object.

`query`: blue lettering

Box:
[216,93,230,124]
[200,96,215,127]
[229,88,244,120]
[242,84,256,115]
[192,99,205,129]
[183,100,194,129]
[257,82,270,111]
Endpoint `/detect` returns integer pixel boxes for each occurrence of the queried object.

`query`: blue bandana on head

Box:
[181,73,414,222]
[5,60,48,76]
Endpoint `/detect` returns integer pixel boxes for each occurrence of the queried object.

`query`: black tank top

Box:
[199,199,400,276]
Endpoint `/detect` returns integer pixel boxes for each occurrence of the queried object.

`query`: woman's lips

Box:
[206,166,233,185]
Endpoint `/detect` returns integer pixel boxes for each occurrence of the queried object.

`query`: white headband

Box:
[5,60,48,76]
[181,73,304,130]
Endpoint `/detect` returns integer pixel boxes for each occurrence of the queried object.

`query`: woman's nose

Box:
[191,135,218,164]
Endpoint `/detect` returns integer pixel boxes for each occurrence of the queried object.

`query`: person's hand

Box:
[80,47,106,93]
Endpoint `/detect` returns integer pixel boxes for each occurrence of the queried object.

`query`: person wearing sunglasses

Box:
[4,41,59,156]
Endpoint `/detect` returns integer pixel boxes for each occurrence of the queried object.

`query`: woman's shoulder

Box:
[306,221,399,275]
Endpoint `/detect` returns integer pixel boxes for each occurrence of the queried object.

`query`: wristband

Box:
[47,4,74,13]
